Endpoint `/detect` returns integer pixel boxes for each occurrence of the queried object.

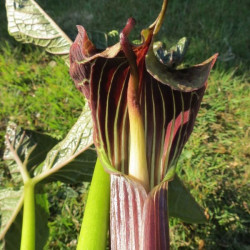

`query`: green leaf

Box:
[1,192,49,250]
[168,175,207,223]
[1,123,56,245]
[0,204,22,250]
[0,188,23,241]
[40,148,96,184]
[5,0,72,65]
[34,193,50,250]
[146,44,217,91]
[1,122,56,242]
[3,123,23,185]
[1,109,95,242]
[153,37,189,68]
[34,104,96,184]
[88,30,119,50]
[3,122,59,181]
[3,107,96,185]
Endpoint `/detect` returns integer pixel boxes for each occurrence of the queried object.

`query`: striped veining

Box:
[157,83,166,184]
[70,24,217,183]
[110,175,170,250]
[69,17,218,249]
[111,175,147,250]
[141,181,169,250]
[105,61,128,167]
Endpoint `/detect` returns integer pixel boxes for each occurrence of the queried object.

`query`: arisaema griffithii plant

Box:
[1,0,217,249]
[69,0,217,249]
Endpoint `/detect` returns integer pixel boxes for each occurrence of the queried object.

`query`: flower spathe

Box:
[69,25,217,187]
[69,1,217,248]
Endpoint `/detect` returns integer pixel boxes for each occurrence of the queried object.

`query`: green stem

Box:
[20,180,36,250]
[77,158,110,250]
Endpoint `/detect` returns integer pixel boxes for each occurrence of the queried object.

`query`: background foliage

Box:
[0,0,249,249]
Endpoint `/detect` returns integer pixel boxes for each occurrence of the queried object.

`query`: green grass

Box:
[0,0,249,249]
[0,43,83,137]
[172,68,249,249]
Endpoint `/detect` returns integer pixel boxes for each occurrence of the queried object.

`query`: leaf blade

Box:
[5,0,72,65]
[34,104,96,184]
[1,192,49,250]
[168,175,207,223]
[3,122,59,182]
[0,189,24,240]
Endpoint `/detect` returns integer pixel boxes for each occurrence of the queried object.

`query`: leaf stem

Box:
[20,180,36,250]
[77,158,110,250]
[5,135,36,249]
[5,135,30,183]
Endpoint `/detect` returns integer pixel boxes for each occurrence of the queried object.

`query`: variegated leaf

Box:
[34,104,96,184]
[5,0,72,65]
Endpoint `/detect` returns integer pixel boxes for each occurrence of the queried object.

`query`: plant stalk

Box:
[20,180,36,250]
[77,158,110,250]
